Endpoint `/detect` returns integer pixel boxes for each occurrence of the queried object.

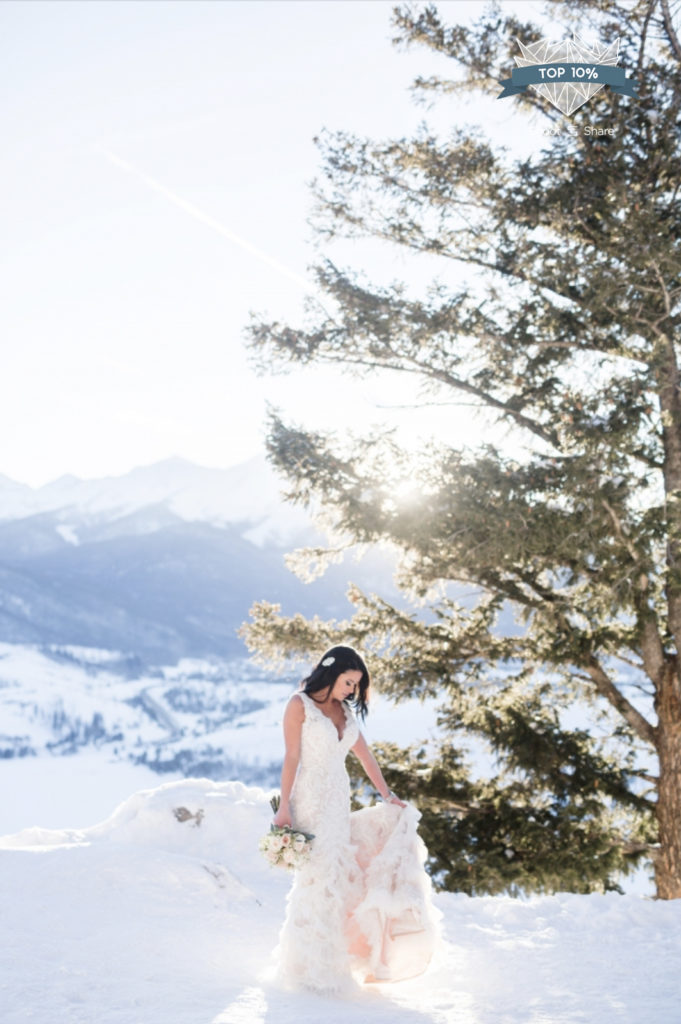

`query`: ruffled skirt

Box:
[272,801,444,996]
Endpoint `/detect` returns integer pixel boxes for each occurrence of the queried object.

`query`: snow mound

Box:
[0,778,277,894]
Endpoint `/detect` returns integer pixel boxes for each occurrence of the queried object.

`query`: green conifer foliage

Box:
[240,1,681,897]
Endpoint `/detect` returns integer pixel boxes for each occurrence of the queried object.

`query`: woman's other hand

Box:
[387,792,407,808]
[273,804,293,828]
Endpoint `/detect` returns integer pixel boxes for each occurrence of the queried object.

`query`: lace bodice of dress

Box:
[288,690,360,847]
[297,690,358,761]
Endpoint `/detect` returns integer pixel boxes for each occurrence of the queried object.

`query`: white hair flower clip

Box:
[321,656,335,667]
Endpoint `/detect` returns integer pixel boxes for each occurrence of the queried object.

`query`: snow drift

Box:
[1,778,678,1024]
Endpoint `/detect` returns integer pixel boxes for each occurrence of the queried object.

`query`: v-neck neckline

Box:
[305,693,348,742]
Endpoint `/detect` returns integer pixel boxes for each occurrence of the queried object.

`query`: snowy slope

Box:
[1,777,678,1024]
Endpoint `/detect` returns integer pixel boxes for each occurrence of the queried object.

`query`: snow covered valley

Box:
[0,641,292,827]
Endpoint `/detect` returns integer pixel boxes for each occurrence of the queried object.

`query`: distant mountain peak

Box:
[0,453,311,546]
[44,473,80,488]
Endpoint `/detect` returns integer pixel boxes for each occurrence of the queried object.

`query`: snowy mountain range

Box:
[0,455,400,661]
[0,456,313,543]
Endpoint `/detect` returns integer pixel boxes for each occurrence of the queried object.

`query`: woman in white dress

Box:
[270,645,443,996]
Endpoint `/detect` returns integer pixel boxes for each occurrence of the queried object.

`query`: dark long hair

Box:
[299,645,370,722]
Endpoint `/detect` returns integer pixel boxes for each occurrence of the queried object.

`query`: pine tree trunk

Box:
[655,337,681,899]
[654,663,681,899]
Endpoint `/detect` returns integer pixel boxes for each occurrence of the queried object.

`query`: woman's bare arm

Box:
[350,730,406,806]
[273,694,304,827]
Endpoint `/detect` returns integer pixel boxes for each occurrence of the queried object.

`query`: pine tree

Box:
[240,1,681,897]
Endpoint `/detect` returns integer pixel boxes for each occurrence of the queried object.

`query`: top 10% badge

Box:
[498,35,638,115]
[499,62,637,95]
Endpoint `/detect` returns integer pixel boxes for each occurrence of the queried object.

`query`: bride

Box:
[269,645,443,996]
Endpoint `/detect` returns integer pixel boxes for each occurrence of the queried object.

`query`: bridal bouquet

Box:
[259,794,315,871]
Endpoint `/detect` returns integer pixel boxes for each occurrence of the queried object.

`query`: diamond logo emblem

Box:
[511,34,621,115]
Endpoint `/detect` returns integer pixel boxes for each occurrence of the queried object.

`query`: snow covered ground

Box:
[1,777,678,1024]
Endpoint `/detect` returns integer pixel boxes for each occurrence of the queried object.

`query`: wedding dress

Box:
[271,689,444,996]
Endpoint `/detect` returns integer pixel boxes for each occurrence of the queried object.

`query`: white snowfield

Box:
[1,778,678,1024]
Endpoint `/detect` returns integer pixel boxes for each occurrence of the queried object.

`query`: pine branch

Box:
[447,252,654,365]
[511,561,659,745]
[584,656,657,747]
[612,840,659,855]
[397,353,561,449]
[290,348,562,449]
[661,0,681,64]
[600,498,668,686]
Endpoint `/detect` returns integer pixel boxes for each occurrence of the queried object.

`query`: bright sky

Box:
[1,0,544,487]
